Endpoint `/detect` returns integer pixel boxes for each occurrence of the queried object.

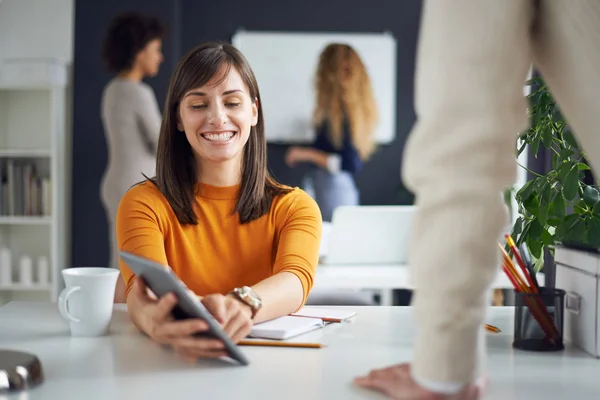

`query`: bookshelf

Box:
[0,58,70,304]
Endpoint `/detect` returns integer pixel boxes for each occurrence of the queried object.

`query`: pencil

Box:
[292,315,348,323]
[499,244,528,291]
[519,243,540,290]
[238,340,324,348]
[484,324,501,333]
[505,234,538,293]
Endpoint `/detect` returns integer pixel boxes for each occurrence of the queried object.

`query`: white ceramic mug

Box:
[58,268,119,337]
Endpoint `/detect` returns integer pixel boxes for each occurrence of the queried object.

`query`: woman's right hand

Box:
[126,279,228,361]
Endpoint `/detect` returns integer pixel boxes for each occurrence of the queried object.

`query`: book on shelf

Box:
[0,159,51,217]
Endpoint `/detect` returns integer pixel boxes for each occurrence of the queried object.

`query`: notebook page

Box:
[250,316,324,340]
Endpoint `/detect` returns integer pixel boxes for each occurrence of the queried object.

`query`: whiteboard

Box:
[232,30,397,144]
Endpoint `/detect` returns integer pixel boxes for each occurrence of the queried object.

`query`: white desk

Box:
[0,302,597,400]
[313,265,542,305]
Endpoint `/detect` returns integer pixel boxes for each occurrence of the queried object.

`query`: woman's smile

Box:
[200,130,238,143]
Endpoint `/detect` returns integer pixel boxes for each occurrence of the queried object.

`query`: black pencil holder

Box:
[513,287,565,352]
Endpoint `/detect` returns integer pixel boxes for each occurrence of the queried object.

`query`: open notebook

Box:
[249,308,357,340]
[250,316,324,340]
[291,306,357,322]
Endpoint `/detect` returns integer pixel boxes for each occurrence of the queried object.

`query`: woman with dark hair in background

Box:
[100,12,165,302]
[285,43,378,221]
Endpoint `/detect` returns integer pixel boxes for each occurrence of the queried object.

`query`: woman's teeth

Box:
[202,132,235,142]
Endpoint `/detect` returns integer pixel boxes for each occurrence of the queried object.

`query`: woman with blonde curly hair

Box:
[285,43,378,221]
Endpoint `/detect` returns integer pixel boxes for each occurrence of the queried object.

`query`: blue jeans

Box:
[302,168,359,222]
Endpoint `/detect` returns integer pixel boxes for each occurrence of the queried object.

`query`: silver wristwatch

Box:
[230,286,262,319]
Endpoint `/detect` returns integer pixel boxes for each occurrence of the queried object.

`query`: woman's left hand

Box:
[285,146,310,167]
[201,293,254,343]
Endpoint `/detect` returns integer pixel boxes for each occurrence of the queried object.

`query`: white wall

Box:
[0,0,74,62]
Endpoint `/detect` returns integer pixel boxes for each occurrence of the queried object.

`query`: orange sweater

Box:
[116,181,322,303]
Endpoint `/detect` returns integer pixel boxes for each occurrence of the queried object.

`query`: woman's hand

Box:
[285,146,310,167]
[201,293,254,342]
[126,279,251,361]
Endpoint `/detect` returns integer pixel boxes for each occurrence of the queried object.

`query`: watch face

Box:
[239,286,261,306]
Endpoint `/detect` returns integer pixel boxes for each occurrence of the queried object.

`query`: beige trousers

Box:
[403,0,600,385]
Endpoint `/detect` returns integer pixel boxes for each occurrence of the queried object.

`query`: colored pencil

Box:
[505,234,538,293]
[519,243,540,290]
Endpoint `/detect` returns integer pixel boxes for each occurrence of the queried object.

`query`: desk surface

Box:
[0,302,597,400]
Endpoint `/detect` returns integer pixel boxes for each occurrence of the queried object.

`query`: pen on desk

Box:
[484,324,501,333]
[238,340,324,348]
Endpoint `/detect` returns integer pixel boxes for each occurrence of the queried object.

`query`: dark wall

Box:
[72,0,421,267]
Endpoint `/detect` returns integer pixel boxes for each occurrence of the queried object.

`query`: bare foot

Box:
[354,363,485,400]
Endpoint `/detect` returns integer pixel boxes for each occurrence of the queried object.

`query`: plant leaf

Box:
[574,199,589,215]
[594,201,600,216]
[565,219,586,244]
[541,124,553,148]
[531,135,541,157]
[524,194,540,216]
[553,193,566,220]
[512,216,523,237]
[526,228,543,259]
[559,148,574,161]
[578,163,591,170]
[517,180,536,202]
[587,217,600,248]
[558,161,574,184]
[547,217,561,227]
[583,186,600,207]
[552,152,559,170]
[516,219,532,246]
[542,228,554,246]
[529,219,543,239]
[517,140,528,157]
[538,204,549,227]
[563,129,579,148]
[563,166,580,200]
[555,213,579,240]
[534,253,545,273]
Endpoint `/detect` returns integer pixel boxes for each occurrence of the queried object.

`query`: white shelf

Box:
[0,283,52,291]
[0,69,69,304]
[0,216,52,225]
[0,148,51,157]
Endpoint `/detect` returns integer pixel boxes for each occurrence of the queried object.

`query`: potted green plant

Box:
[509,76,600,271]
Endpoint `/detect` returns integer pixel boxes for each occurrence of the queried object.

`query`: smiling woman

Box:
[114,42,322,362]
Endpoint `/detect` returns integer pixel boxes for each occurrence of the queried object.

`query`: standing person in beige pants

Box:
[354,1,600,398]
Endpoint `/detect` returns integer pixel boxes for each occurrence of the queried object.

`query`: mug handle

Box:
[58,286,81,323]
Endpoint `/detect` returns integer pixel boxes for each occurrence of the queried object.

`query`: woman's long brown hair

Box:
[313,43,378,160]
[152,42,290,225]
